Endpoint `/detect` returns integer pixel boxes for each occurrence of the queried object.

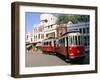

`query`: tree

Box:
[57,14,89,24]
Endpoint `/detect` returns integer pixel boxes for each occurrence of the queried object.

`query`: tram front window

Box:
[62,38,65,46]
[68,36,70,46]
[59,38,65,46]
[78,36,80,45]
[54,40,56,46]
[49,42,51,46]
[75,36,77,45]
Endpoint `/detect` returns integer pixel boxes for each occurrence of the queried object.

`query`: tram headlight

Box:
[70,48,72,50]
[70,53,74,56]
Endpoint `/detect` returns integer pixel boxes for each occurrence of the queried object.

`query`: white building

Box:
[32,24,44,43]
[40,13,58,39]
[26,32,32,44]
[32,13,58,43]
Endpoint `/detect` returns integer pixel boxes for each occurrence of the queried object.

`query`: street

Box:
[26,48,89,67]
[26,49,70,67]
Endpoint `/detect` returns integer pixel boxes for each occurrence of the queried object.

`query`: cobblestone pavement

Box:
[26,49,70,67]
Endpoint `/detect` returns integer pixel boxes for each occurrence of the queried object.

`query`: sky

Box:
[25,12,41,32]
[25,12,58,33]
[25,12,68,33]
[25,12,89,33]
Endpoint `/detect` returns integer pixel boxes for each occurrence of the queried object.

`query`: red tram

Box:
[42,31,85,60]
[42,38,56,53]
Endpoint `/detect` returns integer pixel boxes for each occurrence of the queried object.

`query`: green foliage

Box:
[57,14,89,24]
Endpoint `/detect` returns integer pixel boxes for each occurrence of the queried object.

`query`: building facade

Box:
[32,13,58,43]
[56,24,67,38]
[40,14,58,39]
[26,32,32,44]
[32,24,44,43]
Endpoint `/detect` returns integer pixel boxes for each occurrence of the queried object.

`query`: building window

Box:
[48,26,50,29]
[87,27,89,33]
[36,36,37,41]
[44,19,48,23]
[46,34,48,38]
[36,29,37,33]
[31,38,32,42]
[83,28,86,34]
[84,36,87,46]
[34,36,35,41]
[41,34,44,39]
[40,34,43,39]
[27,35,28,39]
[79,28,82,33]
[51,25,53,28]
[38,34,40,39]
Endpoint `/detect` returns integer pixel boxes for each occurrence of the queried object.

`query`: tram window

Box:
[72,36,74,45]
[79,36,81,45]
[44,42,46,45]
[75,36,77,45]
[81,36,83,44]
[70,37,72,45]
[54,40,56,46]
[62,38,65,46]
[61,39,63,45]
[60,39,62,44]
[49,42,51,45]
[59,40,61,44]
[60,39,62,45]
[71,36,74,45]
[78,36,80,45]
[69,36,71,45]
[87,36,89,45]
[45,42,47,45]
[46,42,48,45]
[60,39,61,44]
[44,42,47,45]
[58,39,61,46]
[73,36,75,45]
[84,36,87,46]
[66,37,68,46]
[77,36,78,45]
[71,36,72,45]
[68,36,70,45]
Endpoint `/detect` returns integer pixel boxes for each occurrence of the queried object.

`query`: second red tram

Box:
[42,38,56,53]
